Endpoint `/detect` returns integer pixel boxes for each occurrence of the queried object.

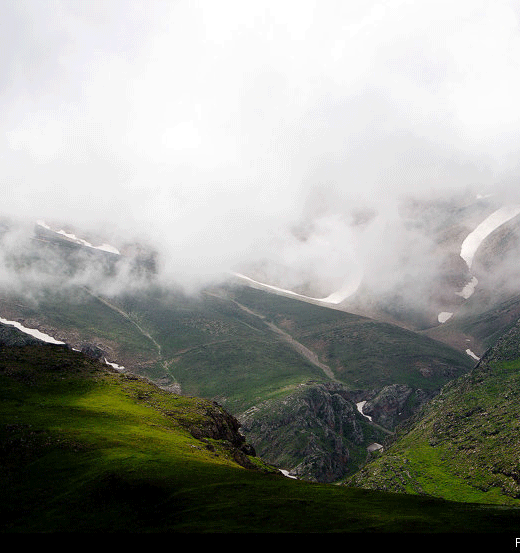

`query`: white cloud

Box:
[2,0,520,291]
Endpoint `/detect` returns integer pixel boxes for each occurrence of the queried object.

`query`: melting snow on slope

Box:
[0,317,65,344]
[437,312,453,323]
[456,276,479,299]
[232,272,362,305]
[356,401,372,421]
[460,205,520,269]
[104,357,125,371]
[466,349,480,361]
[37,220,121,255]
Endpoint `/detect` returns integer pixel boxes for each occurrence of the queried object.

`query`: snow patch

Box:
[104,357,125,371]
[466,349,480,361]
[37,220,120,255]
[456,276,478,299]
[0,317,65,344]
[232,271,361,305]
[356,400,372,421]
[438,312,453,323]
[460,205,520,269]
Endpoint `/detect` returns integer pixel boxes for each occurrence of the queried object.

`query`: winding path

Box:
[82,287,179,387]
[206,291,339,382]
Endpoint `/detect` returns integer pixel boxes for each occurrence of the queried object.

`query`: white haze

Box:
[3,0,520,295]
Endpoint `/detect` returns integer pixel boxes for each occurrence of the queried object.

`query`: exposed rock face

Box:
[80,344,106,360]
[188,400,257,469]
[362,384,433,430]
[239,381,373,483]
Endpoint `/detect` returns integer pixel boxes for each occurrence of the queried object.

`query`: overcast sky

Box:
[3,0,520,291]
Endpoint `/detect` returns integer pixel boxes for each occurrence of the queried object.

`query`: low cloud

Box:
[2,0,520,298]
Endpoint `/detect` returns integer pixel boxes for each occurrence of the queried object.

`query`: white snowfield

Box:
[36,220,121,255]
[0,317,125,370]
[232,271,362,305]
[0,317,65,344]
[460,205,520,269]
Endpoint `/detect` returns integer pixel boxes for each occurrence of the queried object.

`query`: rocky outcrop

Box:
[239,381,381,483]
[187,400,257,469]
[80,344,107,360]
[361,384,433,430]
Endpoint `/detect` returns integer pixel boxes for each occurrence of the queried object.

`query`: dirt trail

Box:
[82,287,181,390]
[262,318,338,381]
[206,291,339,382]
[83,287,162,354]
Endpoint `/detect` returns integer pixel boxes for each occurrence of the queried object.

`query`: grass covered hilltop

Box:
[2,325,520,534]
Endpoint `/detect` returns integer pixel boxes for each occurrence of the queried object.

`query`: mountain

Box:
[229,192,520,362]
[349,313,520,506]
[0,275,473,483]
[3,324,520,533]
[1,191,520,485]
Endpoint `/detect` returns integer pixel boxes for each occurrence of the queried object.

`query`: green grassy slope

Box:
[0,286,159,372]
[229,285,474,390]
[0,281,477,484]
[0,279,474,409]
[2,338,520,533]
[349,316,520,506]
[110,285,328,412]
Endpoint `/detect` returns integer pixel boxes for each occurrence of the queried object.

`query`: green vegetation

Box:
[0,279,474,411]
[229,286,474,390]
[0,287,157,363]
[350,320,520,506]
[0,280,477,485]
[2,341,520,533]
[109,286,329,411]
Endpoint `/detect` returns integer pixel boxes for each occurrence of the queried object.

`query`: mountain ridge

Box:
[348,313,520,505]
[3,323,520,533]
[1,193,520,486]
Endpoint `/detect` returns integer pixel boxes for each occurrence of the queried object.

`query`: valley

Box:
[2,192,520,531]
[6,0,520,536]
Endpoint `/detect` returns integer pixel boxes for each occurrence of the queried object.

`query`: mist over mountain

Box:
[3,0,520,303]
[6,3,520,528]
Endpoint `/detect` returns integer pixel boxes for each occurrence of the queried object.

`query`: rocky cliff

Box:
[361,384,435,430]
[239,381,385,483]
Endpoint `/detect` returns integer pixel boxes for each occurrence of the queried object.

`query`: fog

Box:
[3,0,520,297]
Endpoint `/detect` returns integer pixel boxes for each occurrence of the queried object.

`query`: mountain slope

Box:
[3,327,520,533]
[228,284,473,392]
[0,277,474,483]
[0,213,495,483]
[349,314,520,505]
